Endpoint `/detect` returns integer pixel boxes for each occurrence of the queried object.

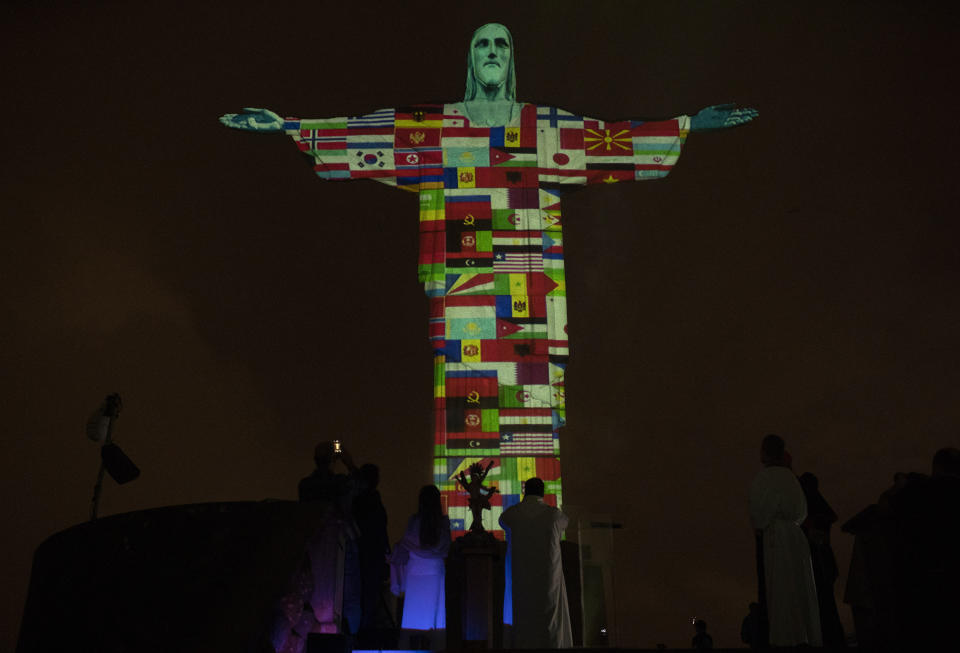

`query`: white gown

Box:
[399,515,450,631]
[749,465,822,646]
[499,496,572,648]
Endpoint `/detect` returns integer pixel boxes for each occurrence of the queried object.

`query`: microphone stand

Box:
[89,394,121,521]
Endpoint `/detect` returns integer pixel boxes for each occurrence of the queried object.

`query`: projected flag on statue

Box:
[285,103,689,538]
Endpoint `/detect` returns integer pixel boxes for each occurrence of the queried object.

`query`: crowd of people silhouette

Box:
[275,438,959,651]
[746,437,959,650]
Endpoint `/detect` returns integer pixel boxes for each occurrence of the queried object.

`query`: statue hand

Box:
[690,103,758,132]
[219,107,284,132]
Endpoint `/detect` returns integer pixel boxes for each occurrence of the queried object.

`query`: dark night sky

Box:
[2,1,958,649]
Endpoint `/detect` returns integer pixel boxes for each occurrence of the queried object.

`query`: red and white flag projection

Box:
[284,104,689,536]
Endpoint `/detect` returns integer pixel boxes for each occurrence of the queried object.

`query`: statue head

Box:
[464,23,516,101]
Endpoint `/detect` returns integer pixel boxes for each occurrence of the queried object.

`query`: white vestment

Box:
[749,466,822,646]
[499,496,572,648]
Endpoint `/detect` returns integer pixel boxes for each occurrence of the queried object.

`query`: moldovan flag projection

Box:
[286,104,688,537]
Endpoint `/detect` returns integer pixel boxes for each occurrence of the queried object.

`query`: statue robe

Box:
[285,103,689,536]
[499,495,571,648]
[750,465,823,646]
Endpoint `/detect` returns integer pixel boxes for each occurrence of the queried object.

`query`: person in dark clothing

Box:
[298,441,358,507]
[691,619,713,649]
[798,472,846,647]
[888,447,960,648]
[274,442,362,648]
[740,602,762,649]
[841,472,915,649]
[842,448,960,650]
[298,441,364,635]
[353,463,392,642]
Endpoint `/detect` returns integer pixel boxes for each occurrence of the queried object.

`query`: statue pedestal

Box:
[445,531,504,649]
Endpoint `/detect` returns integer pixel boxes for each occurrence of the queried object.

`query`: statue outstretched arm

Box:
[538,106,690,186]
[223,106,407,188]
[690,103,758,133]
[219,107,284,132]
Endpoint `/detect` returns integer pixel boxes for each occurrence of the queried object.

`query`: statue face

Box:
[471,23,511,89]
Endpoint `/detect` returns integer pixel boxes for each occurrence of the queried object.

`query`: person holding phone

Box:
[299,440,358,504]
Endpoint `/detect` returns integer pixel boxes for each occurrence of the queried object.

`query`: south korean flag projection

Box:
[283,103,689,537]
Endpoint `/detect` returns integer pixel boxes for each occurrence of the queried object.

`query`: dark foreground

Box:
[13,501,915,652]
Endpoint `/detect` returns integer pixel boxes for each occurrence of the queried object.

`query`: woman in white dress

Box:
[398,485,450,647]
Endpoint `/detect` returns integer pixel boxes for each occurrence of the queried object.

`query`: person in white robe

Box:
[749,434,822,647]
[395,485,450,647]
[499,477,572,649]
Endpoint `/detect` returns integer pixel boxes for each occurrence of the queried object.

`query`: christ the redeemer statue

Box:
[221,23,756,537]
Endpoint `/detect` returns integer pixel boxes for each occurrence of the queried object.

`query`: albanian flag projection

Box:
[283,104,689,537]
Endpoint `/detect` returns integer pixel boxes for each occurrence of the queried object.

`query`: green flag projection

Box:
[221,23,756,537]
